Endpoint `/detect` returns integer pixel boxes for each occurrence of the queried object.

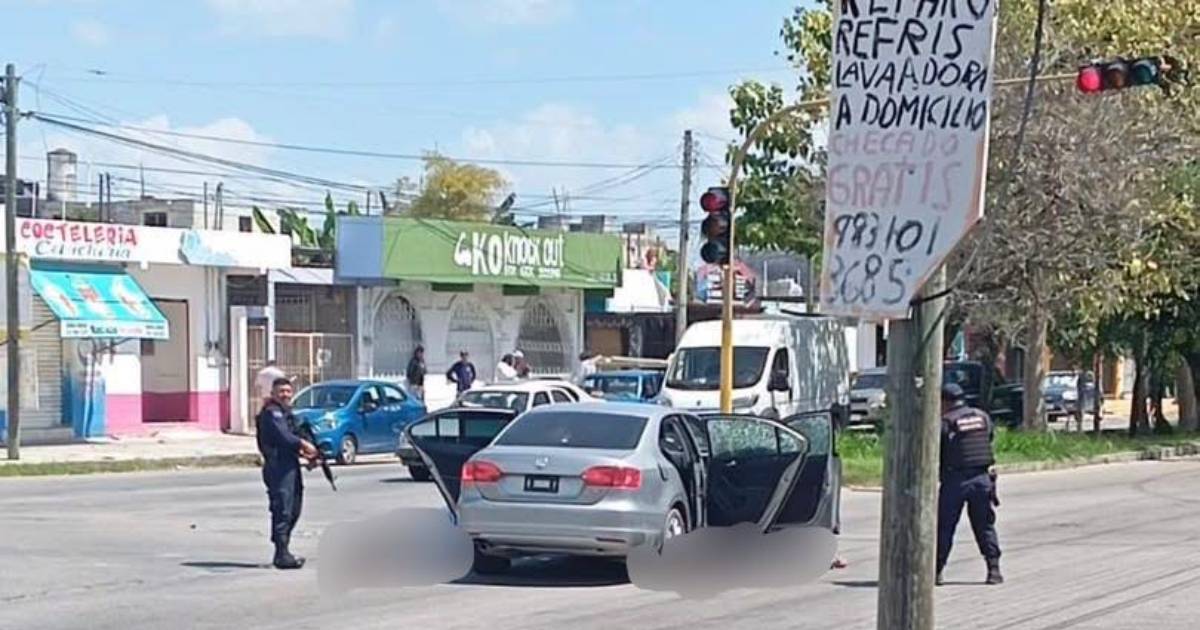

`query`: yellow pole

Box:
[719,99,820,413]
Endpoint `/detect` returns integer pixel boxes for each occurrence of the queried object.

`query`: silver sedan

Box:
[405,402,841,575]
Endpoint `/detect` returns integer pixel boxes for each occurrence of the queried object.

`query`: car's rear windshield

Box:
[494,411,648,449]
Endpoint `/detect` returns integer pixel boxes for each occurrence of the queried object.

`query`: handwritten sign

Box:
[819,0,998,320]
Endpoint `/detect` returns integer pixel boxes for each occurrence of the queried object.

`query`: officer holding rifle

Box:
[256,377,320,570]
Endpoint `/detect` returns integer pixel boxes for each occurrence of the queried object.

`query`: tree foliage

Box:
[406,154,509,223]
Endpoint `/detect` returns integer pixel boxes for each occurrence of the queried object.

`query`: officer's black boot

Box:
[985,558,1003,585]
[273,536,305,570]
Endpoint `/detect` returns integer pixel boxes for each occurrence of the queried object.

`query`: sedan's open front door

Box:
[772,411,841,531]
[404,409,516,522]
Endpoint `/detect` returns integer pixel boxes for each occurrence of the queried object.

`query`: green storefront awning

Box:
[382,217,623,289]
[29,266,169,340]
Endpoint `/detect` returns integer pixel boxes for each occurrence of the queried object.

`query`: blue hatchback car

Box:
[292,379,427,465]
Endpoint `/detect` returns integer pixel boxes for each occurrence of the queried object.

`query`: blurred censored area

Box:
[317,508,474,595]
[628,525,837,599]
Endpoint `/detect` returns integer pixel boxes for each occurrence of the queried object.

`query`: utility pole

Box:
[675,130,692,344]
[877,266,946,630]
[806,254,817,314]
[4,64,21,460]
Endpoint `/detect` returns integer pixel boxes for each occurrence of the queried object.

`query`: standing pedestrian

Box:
[936,383,1003,586]
[446,350,477,393]
[513,350,531,379]
[495,354,518,383]
[256,377,318,569]
[406,345,427,400]
[574,352,600,383]
[255,359,286,404]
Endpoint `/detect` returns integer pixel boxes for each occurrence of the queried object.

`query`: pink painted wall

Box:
[105,391,229,436]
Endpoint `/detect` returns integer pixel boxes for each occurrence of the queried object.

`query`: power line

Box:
[31,113,379,193]
[54,65,798,89]
[33,112,687,170]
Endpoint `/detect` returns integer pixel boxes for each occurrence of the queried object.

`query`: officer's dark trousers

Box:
[263,464,304,545]
[937,468,1001,570]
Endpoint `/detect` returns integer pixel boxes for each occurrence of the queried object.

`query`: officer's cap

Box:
[941,383,965,401]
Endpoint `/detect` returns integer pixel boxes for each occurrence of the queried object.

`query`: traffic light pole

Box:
[718,99,820,412]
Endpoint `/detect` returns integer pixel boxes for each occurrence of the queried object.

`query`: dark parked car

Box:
[1043,371,1098,421]
[943,361,1023,427]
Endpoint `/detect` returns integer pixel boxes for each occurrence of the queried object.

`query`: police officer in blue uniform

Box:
[937,383,1003,586]
[257,377,318,569]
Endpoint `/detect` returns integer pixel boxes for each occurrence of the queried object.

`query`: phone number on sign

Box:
[825,211,941,307]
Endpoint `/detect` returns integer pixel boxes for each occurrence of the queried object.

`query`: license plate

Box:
[524,475,559,493]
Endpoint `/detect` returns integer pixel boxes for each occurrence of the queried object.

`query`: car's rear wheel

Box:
[664,506,686,542]
[337,435,358,465]
[408,465,432,482]
[472,548,511,575]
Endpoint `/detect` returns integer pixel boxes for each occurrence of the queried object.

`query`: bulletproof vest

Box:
[943,405,994,470]
[256,402,298,461]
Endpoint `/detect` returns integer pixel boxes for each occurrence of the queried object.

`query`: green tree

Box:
[407,154,509,223]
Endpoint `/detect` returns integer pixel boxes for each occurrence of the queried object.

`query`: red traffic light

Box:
[1077,66,1102,93]
[700,187,729,213]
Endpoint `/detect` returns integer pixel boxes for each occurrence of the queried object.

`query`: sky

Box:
[6,0,804,244]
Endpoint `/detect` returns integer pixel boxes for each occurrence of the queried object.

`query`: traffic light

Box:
[699,186,731,265]
[1077,55,1185,94]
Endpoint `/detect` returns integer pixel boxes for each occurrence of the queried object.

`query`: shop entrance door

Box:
[142,299,191,422]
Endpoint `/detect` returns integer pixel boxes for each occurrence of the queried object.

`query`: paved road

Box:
[3,459,1199,630]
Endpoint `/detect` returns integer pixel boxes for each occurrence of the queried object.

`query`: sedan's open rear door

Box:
[404,408,516,522]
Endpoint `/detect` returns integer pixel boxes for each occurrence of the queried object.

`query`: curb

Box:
[0,453,262,477]
[848,441,1200,491]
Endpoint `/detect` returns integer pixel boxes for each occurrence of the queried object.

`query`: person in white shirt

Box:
[256,360,287,403]
[513,350,531,379]
[495,354,518,383]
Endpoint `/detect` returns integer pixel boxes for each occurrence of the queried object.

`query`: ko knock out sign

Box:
[819,0,998,320]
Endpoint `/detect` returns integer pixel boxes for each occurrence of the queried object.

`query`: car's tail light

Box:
[461,460,503,484]
[582,466,642,489]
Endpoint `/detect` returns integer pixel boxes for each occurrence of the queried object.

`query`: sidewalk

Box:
[0,430,261,469]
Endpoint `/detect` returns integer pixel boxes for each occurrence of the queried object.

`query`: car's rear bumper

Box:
[460,499,663,558]
[395,446,422,467]
[849,406,884,425]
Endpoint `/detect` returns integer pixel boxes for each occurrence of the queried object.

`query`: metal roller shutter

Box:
[25,296,64,431]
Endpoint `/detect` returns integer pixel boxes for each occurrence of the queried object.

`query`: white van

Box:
[658,315,850,419]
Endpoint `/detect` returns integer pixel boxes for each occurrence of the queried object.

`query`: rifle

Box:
[297,423,337,492]
[988,467,999,507]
